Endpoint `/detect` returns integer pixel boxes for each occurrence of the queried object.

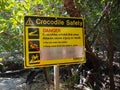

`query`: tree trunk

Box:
[105,15,115,90]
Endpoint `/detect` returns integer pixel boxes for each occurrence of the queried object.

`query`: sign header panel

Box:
[24,16,85,68]
[25,16,83,27]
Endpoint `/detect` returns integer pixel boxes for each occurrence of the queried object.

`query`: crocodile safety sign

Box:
[24,16,85,68]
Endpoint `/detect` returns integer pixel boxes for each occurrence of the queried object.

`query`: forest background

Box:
[0,0,119,90]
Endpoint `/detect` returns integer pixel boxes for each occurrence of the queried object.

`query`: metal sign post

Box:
[54,65,60,90]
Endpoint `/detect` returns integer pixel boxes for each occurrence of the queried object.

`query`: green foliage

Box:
[0,0,66,54]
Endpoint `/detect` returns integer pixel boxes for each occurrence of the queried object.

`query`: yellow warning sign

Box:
[26,18,34,25]
[24,16,86,68]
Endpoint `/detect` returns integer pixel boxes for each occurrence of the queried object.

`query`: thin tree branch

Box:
[89,2,111,46]
[83,1,111,40]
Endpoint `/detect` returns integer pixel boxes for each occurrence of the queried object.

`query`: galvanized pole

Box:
[54,65,60,90]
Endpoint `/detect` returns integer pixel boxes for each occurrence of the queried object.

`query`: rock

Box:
[0,78,26,90]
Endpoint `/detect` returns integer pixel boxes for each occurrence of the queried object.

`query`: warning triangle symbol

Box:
[26,18,34,25]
